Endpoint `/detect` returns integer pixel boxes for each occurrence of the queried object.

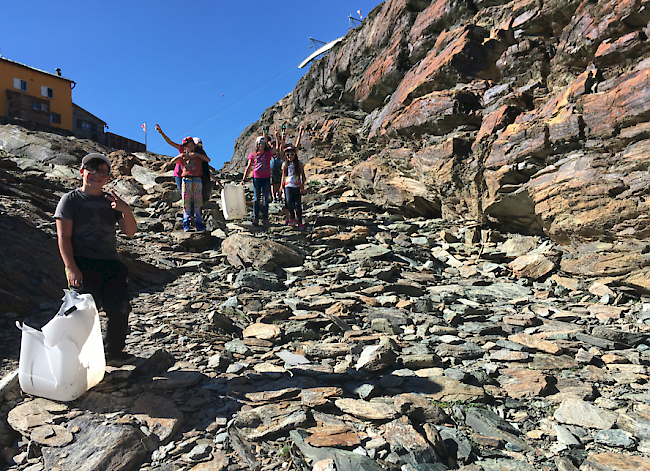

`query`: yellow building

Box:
[0,57,75,131]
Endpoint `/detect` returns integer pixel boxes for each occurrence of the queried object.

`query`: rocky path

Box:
[2,183,650,471]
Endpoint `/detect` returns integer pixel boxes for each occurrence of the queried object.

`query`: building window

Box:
[50,113,61,124]
[41,86,54,99]
[14,78,28,92]
[78,120,91,131]
[32,102,49,112]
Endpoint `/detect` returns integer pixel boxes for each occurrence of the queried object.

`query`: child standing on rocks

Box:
[241,128,275,226]
[280,144,307,230]
[54,153,138,367]
[171,138,210,231]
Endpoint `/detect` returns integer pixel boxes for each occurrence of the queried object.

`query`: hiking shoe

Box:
[262,219,270,226]
[106,351,136,367]
[252,219,259,226]
[196,223,206,232]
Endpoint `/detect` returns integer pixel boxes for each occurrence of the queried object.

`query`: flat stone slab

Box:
[42,413,147,471]
[402,376,485,402]
[151,370,204,390]
[465,407,530,452]
[130,393,184,443]
[234,402,308,440]
[7,398,68,434]
[498,369,551,399]
[242,323,282,340]
[554,398,618,430]
[306,426,361,448]
[334,398,398,420]
[380,416,438,462]
[393,393,448,424]
[580,452,650,471]
[300,387,343,407]
[509,333,563,355]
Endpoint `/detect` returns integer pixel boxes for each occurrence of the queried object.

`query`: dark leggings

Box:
[74,256,131,356]
[285,186,302,223]
[253,177,270,220]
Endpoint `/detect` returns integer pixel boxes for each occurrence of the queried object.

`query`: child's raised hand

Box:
[105,190,130,213]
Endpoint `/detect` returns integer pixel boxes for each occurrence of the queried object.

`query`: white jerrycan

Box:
[17,290,105,401]
[221,183,246,220]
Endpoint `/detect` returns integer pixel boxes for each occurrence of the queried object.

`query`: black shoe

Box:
[106,351,136,367]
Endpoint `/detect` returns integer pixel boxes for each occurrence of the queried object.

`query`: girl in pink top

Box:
[171,137,210,231]
[242,128,277,226]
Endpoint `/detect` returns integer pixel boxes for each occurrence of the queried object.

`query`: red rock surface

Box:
[226,0,650,247]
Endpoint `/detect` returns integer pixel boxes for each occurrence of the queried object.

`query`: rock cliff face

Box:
[227,0,650,244]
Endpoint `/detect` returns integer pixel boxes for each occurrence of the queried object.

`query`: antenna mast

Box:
[308,37,327,49]
[348,15,362,29]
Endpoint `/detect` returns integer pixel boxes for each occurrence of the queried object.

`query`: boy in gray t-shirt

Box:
[54,153,138,367]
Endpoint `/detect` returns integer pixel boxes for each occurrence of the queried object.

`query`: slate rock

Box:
[394,393,449,424]
[465,407,530,452]
[151,370,204,390]
[41,413,147,471]
[334,398,398,420]
[579,452,650,471]
[233,269,285,291]
[380,416,440,464]
[131,394,184,443]
[222,233,304,270]
[403,376,485,402]
[554,399,618,430]
[290,429,385,471]
[234,403,308,440]
[617,410,650,441]
[593,429,635,449]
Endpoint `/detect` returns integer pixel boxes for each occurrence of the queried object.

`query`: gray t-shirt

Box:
[54,189,123,260]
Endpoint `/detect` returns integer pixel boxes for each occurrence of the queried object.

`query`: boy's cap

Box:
[256,136,266,144]
[182,136,194,145]
[81,153,111,171]
[284,145,296,152]
[193,137,202,145]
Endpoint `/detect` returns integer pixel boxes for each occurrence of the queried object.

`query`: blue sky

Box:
[1,0,383,169]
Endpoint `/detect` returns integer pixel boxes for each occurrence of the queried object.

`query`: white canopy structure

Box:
[298,37,345,69]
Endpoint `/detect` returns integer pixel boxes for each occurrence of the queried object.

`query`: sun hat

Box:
[81,153,111,171]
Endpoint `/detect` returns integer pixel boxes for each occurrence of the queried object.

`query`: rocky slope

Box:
[0,125,650,470]
[2,0,650,470]
[227,0,650,247]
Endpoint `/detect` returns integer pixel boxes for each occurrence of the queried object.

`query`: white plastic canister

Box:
[17,290,106,401]
[221,184,246,220]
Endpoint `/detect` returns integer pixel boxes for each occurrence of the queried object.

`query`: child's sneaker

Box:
[183,221,191,232]
[196,223,206,232]
[286,219,295,226]
[298,223,305,231]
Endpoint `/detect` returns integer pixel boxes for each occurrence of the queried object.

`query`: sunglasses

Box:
[82,167,110,177]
